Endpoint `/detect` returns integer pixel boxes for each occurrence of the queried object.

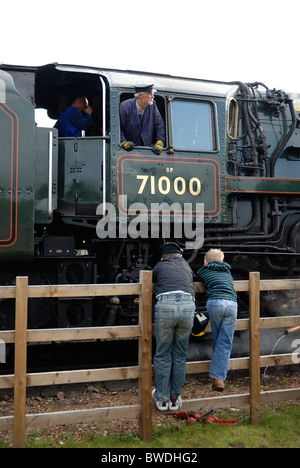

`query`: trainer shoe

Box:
[169,395,182,411]
[152,389,168,411]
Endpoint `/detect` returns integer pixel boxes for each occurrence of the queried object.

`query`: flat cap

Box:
[159,242,183,255]
[134,83,156,93]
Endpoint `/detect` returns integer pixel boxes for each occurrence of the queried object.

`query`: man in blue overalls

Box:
[120,84,165,155]
[54,96,93,137]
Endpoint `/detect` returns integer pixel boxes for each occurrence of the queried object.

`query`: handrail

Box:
[47,130,53,218]
[99,75,107,215]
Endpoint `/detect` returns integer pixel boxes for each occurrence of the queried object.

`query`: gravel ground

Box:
[0,366,299,446]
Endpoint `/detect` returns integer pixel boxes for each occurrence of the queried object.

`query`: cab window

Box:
[172,100,215,151]
[227,97,239,139]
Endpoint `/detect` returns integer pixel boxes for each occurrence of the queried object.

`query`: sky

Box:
[1,0,299,94]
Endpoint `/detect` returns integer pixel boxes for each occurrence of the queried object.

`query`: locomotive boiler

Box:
[0,62,300,330]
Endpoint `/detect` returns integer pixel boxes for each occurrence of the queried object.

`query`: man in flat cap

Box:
[120,84,165,154]
[152,242,195,411]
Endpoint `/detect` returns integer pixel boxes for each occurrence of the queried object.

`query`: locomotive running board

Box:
[225,176,300,194]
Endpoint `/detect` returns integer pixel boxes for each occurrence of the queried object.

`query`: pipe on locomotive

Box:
[283,325,300,335]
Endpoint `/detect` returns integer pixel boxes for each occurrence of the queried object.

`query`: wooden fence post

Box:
[138,270,153,441]
[13,277,29,448]
[249,272,261,424]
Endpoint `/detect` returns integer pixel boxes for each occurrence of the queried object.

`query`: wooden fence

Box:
[0,271,299,448]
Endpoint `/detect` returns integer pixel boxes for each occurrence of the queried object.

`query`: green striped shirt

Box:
[196,261,237,302]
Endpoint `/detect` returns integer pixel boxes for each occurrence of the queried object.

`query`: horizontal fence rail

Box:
[0,272,299,447]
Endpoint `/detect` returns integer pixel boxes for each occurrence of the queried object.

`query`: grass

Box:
[1,402,298,448]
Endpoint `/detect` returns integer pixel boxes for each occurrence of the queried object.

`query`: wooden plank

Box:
[0,375,14,389]
[185,352,298,375]
[232,280,250,292]
[260,316,300,330]
[138,270,153,442]
[190,318,249,334]
[153,393,251,414]
[0,405,141,431]
[0,286,16,299]
[0,366,143,391]
[194,280,249,293]
[26,366,140,387]
[0,416,13,431]
[186,357,250,375]
[260,388,300,403]
[260,353,296,367]
[186,360,211,374]
[0,331,15,343]
[27,283,141,298]
[27,405,141,429]
[153,387,300,414]
[235,319,249,331]
[249,272,261,424]
[260,279,300,291]
[26,325,141,343]
[13,277,28,449]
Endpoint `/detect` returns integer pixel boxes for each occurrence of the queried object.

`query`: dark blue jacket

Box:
[120,98,165,146]
[153,257,195,297]
[54,105,92,137]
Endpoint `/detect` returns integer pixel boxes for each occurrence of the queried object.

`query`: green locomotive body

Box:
[0,63,299,329]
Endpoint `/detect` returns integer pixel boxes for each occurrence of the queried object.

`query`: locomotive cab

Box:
[34,64,109,218]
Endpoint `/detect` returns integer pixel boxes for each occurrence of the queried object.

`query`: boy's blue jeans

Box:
[154,294,195,403]
[206,299,238,381]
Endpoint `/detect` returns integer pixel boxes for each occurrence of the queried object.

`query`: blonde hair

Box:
[204,248,224,264]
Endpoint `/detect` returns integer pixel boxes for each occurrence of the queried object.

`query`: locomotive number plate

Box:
[117,154,221,218]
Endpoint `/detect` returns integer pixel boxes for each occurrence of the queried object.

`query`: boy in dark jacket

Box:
[196,249,237,392]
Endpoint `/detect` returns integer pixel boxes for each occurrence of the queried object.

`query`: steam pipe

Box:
[283,325,300,335]
[203,210,281,244]
[270,98,297,176]
[229,81,259,173]
[204,197,259,234]
[246,85,270,176]
[241,83,259,173]
[287,220,300,277]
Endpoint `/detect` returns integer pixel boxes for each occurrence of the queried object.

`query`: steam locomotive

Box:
[0,62,300,330]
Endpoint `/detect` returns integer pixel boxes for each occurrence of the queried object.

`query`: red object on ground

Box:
[174,411,239,426]
[204,415,240,426]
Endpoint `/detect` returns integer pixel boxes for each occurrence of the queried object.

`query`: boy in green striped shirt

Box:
[196,249,237,392]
